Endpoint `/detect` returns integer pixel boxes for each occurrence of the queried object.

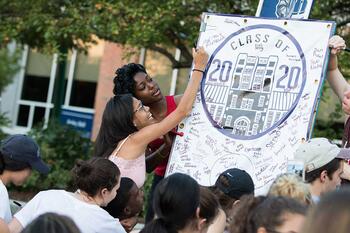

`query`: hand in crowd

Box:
[343,90,350,115]
[328,35,346,56]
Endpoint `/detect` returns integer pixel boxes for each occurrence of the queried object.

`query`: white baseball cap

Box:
[294,138,350,173]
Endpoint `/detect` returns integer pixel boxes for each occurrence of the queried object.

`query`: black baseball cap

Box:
[1,134,50,174]
[215,168,254,199]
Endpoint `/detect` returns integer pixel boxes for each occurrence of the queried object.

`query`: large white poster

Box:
[166,13,335,194]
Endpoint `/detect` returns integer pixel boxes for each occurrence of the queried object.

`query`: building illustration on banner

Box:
[201,24,306,139]
[205,53,301,137]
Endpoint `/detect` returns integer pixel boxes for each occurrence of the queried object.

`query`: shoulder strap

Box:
[112,135,131,157]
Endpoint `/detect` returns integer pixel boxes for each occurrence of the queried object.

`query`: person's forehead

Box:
[134,72,148,83]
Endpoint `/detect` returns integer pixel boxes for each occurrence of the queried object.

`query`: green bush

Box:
[17,120,93,192]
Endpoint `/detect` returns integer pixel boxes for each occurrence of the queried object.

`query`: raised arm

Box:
[327,35,350,100]
[133,47,208,146]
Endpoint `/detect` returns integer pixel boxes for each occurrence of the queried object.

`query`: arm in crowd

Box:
[130,48,208,152]
[327,36,350,115]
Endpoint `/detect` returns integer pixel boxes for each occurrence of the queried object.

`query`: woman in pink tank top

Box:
[94,47,208,188]
[112,61,180,222]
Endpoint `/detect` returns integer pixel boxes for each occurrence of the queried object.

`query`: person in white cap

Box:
[294,137,350,203]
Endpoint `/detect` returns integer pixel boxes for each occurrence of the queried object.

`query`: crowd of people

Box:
[1,36,350,233]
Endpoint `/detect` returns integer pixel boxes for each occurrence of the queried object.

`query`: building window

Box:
[230,95,237,108]
[258,96,265,107]
[67,43,103,109]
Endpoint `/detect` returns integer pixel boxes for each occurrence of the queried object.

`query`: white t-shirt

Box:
[0,180,12,223]
[15,190,126,233]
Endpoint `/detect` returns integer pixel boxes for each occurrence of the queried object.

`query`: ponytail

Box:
[141,173,200,233]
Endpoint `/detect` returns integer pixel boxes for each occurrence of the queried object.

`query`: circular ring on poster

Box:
[201,24,306,140]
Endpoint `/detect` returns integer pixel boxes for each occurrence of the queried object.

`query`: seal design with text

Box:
[201,24,306,140]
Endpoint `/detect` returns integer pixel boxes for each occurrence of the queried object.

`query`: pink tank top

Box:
[108,136,146,188]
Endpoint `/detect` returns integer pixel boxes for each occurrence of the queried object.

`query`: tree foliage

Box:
[1,0,350,69]
[0,47,20,93]
[0,0,258,68]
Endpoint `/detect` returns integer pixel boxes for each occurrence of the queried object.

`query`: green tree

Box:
[0,0,258,68]
[0,47,20,93]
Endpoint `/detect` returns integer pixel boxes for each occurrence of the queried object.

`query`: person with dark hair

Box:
[209,168,254,232]
[20,213,80,233]
[94,47,208,188]
[113,62,179,173]
[301,188,350,233]
[103,177,144,232]
[113,61,182,222]
[0,134,50,223]
[199,187,225,233]
[294,137,350,203]
[8,158,126,233]
[140,173,219,233]
[229,195,307,233]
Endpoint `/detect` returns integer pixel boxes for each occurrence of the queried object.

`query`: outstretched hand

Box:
[329,35,346,55]
[192,47,209,71]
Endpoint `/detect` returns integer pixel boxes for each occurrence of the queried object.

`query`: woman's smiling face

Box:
[132,97,157,128]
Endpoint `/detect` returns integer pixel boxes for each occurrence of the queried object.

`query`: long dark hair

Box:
[229,195,307,233]
[94,94,137,158]
[199,187,220,225]
[71,157,120,197]
[141,173,200,233]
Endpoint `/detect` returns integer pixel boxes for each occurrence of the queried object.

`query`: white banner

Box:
[166,13,335,194]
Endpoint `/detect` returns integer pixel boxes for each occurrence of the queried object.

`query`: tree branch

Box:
[165,29,193,64]
[148,45,192,68]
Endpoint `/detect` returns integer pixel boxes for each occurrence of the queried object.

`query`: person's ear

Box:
[195,207,207,230]
[233,199,240,207]
[197,218,207,231]
[101,188,108,196]
[257,227,268,233]
[99,188,109,206]
[320,170,328,183]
